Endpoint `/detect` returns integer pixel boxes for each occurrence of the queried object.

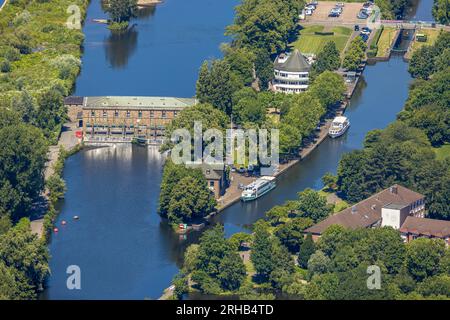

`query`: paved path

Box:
[31,122,81,238]
[0,0,7,12]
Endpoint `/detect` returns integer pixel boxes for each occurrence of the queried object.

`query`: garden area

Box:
[405,28,441,59]
[374,27,397,58]
[291,25,352,55]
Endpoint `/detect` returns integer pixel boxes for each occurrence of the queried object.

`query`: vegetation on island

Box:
[103,0,138,31]
[158,160,216,225]
[0,0,89,299]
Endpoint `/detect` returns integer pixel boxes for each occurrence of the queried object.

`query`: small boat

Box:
[241,176,276,202]
[73,215,80,220]
[328,116,350,138]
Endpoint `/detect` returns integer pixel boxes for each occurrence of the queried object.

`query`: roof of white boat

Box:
[333,116,348,123]
[246,176,275,189]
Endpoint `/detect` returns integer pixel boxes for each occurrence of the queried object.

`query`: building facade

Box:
[64,96,197,144]
[305,185,427,242]
[187,163,228,199]
[273,49,311,94]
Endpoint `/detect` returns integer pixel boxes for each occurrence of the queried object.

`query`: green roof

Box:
[83,96,198,110]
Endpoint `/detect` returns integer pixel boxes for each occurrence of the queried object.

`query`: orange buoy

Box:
[53,227,59,233]
[61,220,67,225]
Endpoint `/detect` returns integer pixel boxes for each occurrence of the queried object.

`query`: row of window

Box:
[89,110,178,119]
[274,71,309,78]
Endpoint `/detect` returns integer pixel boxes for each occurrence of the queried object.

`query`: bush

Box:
[0,59,11,73]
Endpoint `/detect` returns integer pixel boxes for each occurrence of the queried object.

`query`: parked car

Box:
[354,25,360,31]
[361,26,372,35]
[305,5,316,11]
[357,9,369,19]
[310,0,318,5]
[305,9,313,16]
[333,7,343,13]
[336,2,345,7]
[329,11,340,17]
[359,33,369,42]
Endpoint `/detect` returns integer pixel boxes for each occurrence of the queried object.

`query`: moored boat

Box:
[241,176,276,201]
[328,116,350,138]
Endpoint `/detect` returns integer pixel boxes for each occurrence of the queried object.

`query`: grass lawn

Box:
[434,144,450,161]
[376,27,397,57]
[290,25,352,55]
[405,28,442,59]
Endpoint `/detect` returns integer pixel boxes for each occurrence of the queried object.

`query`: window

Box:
[114,111,119,117]
[91,111,95,117]
[138,111,142,118]
[162,111,167,119]
[209,181,214,187]
[174,111,178,117]
[103,110,107,118]
[150,111,154,118]
[126,111,130,118]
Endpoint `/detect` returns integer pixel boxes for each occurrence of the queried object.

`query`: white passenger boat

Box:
[241,176,276,202]
[328,116,350,138]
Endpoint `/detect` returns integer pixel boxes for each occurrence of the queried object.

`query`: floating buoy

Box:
[73,215,79,220]
[61,220,67,225]
[53,227,59,233]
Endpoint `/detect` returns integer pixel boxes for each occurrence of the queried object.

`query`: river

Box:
[44,0,433,299]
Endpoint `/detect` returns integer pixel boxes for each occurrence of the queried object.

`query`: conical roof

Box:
[274,49,311,72]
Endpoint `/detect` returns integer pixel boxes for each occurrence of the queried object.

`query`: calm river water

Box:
[44,0,433,299]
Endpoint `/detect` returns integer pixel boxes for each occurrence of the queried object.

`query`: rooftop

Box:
[186,162,225,181]
[383,203,408,210]
[82,96,197,110]
[305,185,425,235]
[400,216,450,238]
[274,49,311,73]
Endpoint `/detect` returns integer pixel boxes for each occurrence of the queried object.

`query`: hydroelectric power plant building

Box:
[65,96,197,144]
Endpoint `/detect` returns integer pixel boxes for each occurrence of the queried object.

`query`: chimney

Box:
[351,205,357,214]
[390,186,398,194]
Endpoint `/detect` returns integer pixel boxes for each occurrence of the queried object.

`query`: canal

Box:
[45,0,432,299]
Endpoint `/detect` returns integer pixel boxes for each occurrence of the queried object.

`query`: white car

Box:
[305,5,316,11]
[305,9,313,16]
[336,2,345,7]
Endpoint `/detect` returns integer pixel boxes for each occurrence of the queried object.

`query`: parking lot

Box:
[303,1,368,25]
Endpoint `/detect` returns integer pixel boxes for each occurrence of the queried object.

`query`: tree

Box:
[196,225,231,278]
[311,41,340,76]
[416,274,450,298]
[0,224,50,299]
[172,273,188,300]
[218,252,246,291]
[183,244,199,273]
[309,71,346,111]
[408,45,437,79]
[0,124,48,221]
[406,238,446,281]
[196,60,237,115]
[228,232,252,251]
[104,0,138,23]
[275,217,313,253]
[342,37,367,71]
[10,90,36,124]
[0,261,19,300]
[35,86,66,137]
[322,172,337,191]
[167,176,216,223]
[266,205,289,225]
[432,0,450,25]
[251,221,274,280]
[297,188,330,223]
[298,233,315,269]
[158,160,216,221]
[307,250,331,275]
[222,44,256,86]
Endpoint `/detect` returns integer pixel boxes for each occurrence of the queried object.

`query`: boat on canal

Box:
[241,176,276,201]
[328,116,350,138]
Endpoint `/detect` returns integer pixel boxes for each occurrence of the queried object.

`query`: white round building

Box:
[273,49,311,94]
